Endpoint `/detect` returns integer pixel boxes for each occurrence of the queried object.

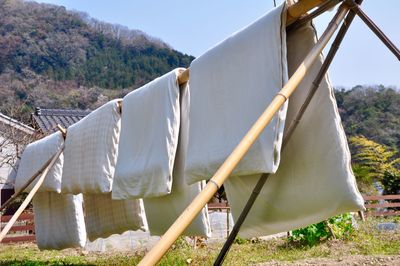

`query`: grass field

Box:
[0,218,399,265]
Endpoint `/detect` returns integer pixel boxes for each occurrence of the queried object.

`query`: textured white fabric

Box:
[15,132,64,193]
[62,100,121,194]
[143,181,211,237]
[113,69,183,199]
[143,86,211,237]
[84,193,147,241]
[225,23,365,238]
[33,192,87,250]
[184,3,288,185]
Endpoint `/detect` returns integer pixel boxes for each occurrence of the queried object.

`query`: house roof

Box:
[31,107,91,134]
[0,113,35,135]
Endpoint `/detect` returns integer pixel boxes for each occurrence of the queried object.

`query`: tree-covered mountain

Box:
[335,85,400,150]
[0,0,398,156]
[0,0,194,118]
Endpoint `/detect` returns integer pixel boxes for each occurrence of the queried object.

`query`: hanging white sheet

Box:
[143,86,211,236]
[184,3,288,185]
[15,132,64,193]
[84,193,147,241]
[225,22,365,238]
[33,192,87,250]
[113,69,183,199]
[61,99,121,194]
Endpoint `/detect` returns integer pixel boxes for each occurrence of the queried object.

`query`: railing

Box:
[0,213,35,243]
[363,194,400,217]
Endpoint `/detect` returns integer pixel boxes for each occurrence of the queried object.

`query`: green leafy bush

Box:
[289,213,354,246]
[382,171,400,195]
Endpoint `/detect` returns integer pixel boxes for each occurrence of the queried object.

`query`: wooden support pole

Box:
[56,124,67,139]
[0,125,67,214]
[286,0,326,25]
[138,3,349,265]
[0,156,53,213]
[0,144,64,242]
[349,1,400,61]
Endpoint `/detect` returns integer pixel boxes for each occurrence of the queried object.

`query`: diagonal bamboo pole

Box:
[348,0,400,61]
[286,0,328,25]
[214,2,361,264]
[0,144,64,242]
[0,156,53,213]
[0,125,67,214]
[287,0,342,32]
[138,3,350,265]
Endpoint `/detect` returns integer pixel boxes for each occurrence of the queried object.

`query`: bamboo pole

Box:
[177,0,332,85]
[349,1,400,61]
[287,0,341,32]
[0,156,53,213]
[0,144,64,242]
[0,125,67,214]
[138,4,349,265]
[214,2,361,263]
[286,0,326,25]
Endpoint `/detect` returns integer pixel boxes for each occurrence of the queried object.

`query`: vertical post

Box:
[138,4,350,265]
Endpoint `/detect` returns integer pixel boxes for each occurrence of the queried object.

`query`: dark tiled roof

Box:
[32,107,91,134]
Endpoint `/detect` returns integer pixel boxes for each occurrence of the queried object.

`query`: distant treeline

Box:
[0,1,398,154]
[335,85,400,150]
[0,0,193,89]
[0,0,193,118]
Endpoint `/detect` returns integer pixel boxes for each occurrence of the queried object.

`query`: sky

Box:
[35,0,399,88]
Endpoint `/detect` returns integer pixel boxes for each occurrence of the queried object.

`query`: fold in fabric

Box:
[143,85,211,237]
[225,22,365,238]
[15,132,64,193]
[84,193,147,241]
[184,3,288,185]
[33,192,87,250]
[62,99,121,194]
[143,181,211,237]
[113,69,183,199]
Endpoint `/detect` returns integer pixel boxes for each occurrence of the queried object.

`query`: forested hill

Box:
[335,85,400,150]
[0,1,398,153]
[0,0,193,117]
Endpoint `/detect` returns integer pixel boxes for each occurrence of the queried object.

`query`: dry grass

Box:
[0,217,399,265]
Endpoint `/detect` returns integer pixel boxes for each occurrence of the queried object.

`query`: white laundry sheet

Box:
[224,22,365,238]
[33,192,87,250]
[62,99,121,194]
[143,85,211,236]
[15,132,64,193]
[113,68,184,199]
[84,193,148,242]
[143,180,211,237]
[184,3,288,185]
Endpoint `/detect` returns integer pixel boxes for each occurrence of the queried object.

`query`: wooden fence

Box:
[0,213,35,243]
[363,194,400,217]
[0,195,399,244]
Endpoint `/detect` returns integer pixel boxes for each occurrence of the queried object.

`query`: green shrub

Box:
[289,213,354,246]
